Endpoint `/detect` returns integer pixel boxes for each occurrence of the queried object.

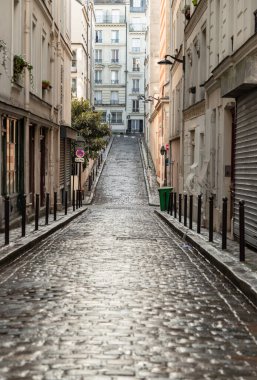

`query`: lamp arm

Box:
[165,54,184,64]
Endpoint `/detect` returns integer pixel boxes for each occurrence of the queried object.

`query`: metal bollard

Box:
[167,192,171,214]
[21,194,26,237]
[92,169,94,182]
[80,190,82,207]
[65,190,68,215]
[222,197,227,250]
[209,196,214,242]
[88,175,92,191]
[174,192,177,218]
[197,194,202,234]
[4,196,10,245]
[45,193,50,225]
[184,194,187,227]
[54,192,57,221]
[179,194,182,223]
[73,190,75,211]
[189,195,193,230]
[170,191,173,216]
[76,190,79,209]
[239,200,245,262]
[35,194,39,231]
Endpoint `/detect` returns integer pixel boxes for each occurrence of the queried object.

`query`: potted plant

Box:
[192,0,198,6]
[42,80,51,90]
[12,55,33,84]
[182,5,191,20]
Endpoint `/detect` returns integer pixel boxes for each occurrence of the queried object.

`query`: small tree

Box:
[71,98,111,163]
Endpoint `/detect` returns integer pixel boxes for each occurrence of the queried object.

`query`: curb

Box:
[155,210,257,306]
[0,207,87,268]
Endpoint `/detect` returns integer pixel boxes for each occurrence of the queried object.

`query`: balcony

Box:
[96,15,126,24]
[111,80,119,84]
[130,6,146,13]
[132,47,140,53]
[111,39,119,43]
[95,79,102,84]
[95,100,103,105]
[132,66,140,72]
[95,59,103,64]
[111,59,119,63]
[71,60,77,72]
[132,88,140,93]
[110,99,119,104]
[132,108,139,113]
[95,39,103,43]
[129,24,146,32]
[94,0,125,4]
[112,120,124,124]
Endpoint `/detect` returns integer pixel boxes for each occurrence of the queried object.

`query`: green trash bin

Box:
[158,187,173,211]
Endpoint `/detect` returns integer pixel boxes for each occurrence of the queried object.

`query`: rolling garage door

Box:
[234,89,257,248]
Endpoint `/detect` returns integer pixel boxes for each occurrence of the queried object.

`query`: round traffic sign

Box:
[75,149,85,158]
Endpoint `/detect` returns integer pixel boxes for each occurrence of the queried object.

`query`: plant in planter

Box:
[192,0,198,6]
[42,80,51,90]
[182,5,191,20]
[12,55,33,85]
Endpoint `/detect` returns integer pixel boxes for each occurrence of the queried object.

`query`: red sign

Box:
[76,149,85,158]
[165,144,169,151]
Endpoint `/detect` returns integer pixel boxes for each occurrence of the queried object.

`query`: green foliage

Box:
[71,98,111,163]
[12,55,33,85]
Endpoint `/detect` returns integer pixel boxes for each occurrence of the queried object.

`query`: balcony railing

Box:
[132,88,140,93]
[95,39,103,43]
[129,24,146,32]
[94,0,125,4]
[110,99,119,104]
[132,108,139,113]
[111,39,119,43]
[95,100,103,105]
[95,59,103,64]
[132,47,140,53]
[111,59,119,63]
[130,6,146,13]
[96,16,126,24]
[111,79,119,84]
[132,66,140,71]
[95,79,102,84]
[111,120,123,124]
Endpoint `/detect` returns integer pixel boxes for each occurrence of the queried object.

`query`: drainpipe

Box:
[125,3,128,132]
[24,0,31,111]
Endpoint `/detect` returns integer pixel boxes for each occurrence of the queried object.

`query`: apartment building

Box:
[0,0,75,227]
[93,0,146,134]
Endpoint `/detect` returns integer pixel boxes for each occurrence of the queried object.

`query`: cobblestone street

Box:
[1,136,257,379]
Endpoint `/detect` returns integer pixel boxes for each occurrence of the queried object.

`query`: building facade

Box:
[0,0,75,227]
[93,0,146,134]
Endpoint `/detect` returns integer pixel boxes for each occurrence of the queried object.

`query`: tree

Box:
[71,98,111,162]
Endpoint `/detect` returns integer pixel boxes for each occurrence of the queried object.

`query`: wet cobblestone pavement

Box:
[1,136,257,379]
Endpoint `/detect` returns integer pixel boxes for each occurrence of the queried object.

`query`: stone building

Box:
[93,0,146,134]
[0,0,75,227]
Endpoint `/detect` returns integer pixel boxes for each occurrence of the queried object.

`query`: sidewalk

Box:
[0,137,114,267]
[139,138,257,304]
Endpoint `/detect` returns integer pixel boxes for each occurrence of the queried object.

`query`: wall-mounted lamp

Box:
[158,54,185,71]
[138,95,169,102]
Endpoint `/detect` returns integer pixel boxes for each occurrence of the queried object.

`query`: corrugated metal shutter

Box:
[234,89,257,248]
[60,137,65,186]
[66,139,71,185]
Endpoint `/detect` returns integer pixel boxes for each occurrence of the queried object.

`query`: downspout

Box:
[125,3,128,131]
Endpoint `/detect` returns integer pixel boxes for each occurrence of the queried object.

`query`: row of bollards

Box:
[3,153,105,247]
[167,191,246,262]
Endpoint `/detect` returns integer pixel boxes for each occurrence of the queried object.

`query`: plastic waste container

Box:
[158,187,173,211]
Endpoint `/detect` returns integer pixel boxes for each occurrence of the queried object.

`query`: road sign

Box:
[165,144,169,151]
[75,149,85,158]
[75,157,84,163]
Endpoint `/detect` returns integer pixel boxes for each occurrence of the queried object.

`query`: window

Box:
[111,70,119,84]
[132,38,140,52]
[71,78,77,97]
[111,112,123,123]
[131,17,141,31]
[133,0,141,7]
[131,119,141,132]
[132,100,139,112]
[71,50,77,71]
[101,111,107,123]
[133,58,140,71]
[95,49,102,63]
[112,9,120,23]
[95,70,102,84]
[111,49,119,63]
[94,91,102,105]
[132,79,139,92]
[111,91,118,104]
[96,30,102,43]
[95,9,103,23]
[111,30,119,43]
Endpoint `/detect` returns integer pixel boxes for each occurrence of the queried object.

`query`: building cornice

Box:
[183,99,205,121]
[185,0,207,40]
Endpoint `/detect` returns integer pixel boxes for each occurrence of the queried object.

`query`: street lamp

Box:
[160,145,167,186]
[138,95,169,102]
[158,54,185,71]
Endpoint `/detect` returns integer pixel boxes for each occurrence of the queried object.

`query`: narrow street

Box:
[1,136,257,380]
